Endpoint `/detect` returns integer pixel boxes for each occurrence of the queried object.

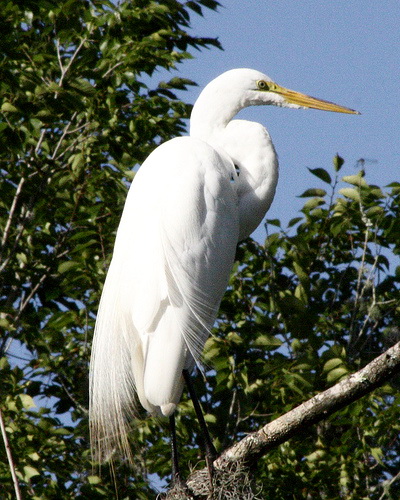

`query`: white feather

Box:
[89,137,239,461]
[88,68,341,463]
[90,67,357,465]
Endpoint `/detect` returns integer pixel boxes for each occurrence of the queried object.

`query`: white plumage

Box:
[89,68,358,462]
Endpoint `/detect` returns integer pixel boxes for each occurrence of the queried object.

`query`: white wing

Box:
[90,136,239,461]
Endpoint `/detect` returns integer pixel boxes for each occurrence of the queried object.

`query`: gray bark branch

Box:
[179,341,400,498]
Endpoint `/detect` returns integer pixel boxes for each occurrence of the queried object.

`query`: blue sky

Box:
[159,0,400,239]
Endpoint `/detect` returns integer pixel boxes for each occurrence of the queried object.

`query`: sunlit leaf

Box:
[342,173,368,187]
[339,187,361,201]
[299,188,327,198]
[327,366,349,383]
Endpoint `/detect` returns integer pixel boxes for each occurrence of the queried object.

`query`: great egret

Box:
[89,68,358,470]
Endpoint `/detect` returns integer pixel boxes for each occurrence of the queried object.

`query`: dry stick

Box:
[0,409,22,500]
[1,177,25,249]
[56,37,87,89]
[186,340,400,493]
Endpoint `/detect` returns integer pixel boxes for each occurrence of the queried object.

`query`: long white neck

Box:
[190,79,246,143]
[191,99,279,240]
[189,73,279,241]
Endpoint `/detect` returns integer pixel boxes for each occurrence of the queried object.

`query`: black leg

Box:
[169,414,181,487]
[182,369,217,480]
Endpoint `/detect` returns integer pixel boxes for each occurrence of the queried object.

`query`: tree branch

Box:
[183,341,400,497]
[0,409,22,500]
[1,177,25,250]
[56,37,87,89]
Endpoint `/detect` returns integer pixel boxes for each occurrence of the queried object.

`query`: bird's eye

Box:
[257,80,270,91]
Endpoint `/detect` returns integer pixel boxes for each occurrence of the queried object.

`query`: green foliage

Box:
[0,0,220,497]
[202,162,400,499]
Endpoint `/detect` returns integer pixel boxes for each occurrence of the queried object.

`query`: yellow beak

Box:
[276,85,360,114]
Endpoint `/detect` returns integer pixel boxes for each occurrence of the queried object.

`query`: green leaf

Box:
[0,357,9,370]
[71,153,85,171]
[294,283,308,303]
[342,173,368,187]
[308,167,332,184]
[23,466,40,480]
[58,261,79,273]
[293,261,309,283]
[288,217,302,228]
[299,188,327,198]
[226,331,243,344]
[302,197,325,210]
[88,475,102,485]
[266,218,281,227]
[30,118,43,129]
[19,394,36,409]
[306,449,326,462]
[333,154,344,171]
[70,78,96,96]
[253,335,283,347]
[1,102,18,112]
[371,447,384,464]
[204,413,217,424]
[291,338,302,352]
[339,187,361,202]
[327,366,349,383]
[323,358,344,372]
[366,205,383,216]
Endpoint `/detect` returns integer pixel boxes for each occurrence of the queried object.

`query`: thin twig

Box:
[56,39,64,75]
[0,212,31,275]
[57,37,87,89]
[1,177,25,249]
[0,409,23,500]
[19,270,49,314]
[65,121,91,135]
[102,60,125,79]
[59,377,88,415]
[349,199,374,348]
[51,112,77,160]
[378,470,400,500]
[52,120,92,162]
[34,128,47,154]
[354,226,370,304]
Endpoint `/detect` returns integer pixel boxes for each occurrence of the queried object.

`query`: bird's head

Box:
[190,68,359,140]
[220,68,359,114]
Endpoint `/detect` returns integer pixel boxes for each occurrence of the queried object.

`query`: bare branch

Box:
[57,37,87,89]
[0,409,22,500]
[183,340,400,497]
[34,128,47,155]
[1,177,25,249]
[56,39,64,75]
[51,112,78,160]
[378,470,400,500]
[18,270,49,314]
[220,340,400,464]
[102,61,125,80]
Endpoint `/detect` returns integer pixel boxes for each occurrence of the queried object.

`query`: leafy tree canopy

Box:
[1,1,399,499]
[0,0,221,497]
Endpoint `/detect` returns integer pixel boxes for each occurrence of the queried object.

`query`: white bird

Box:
[89,68,358,465]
